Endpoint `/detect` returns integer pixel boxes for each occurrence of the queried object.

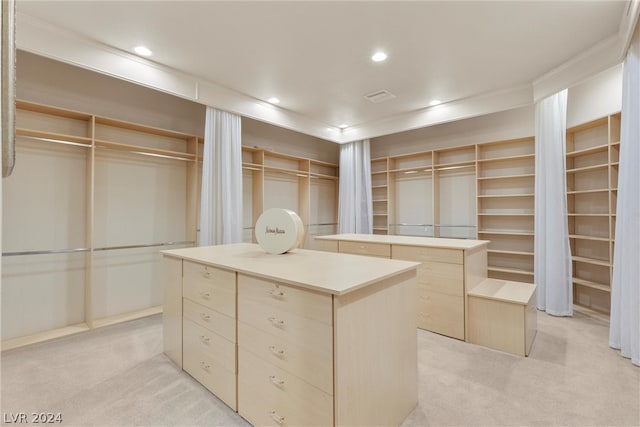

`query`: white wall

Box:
[567,64,623,128]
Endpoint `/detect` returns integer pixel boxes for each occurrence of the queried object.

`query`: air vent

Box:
[364,90,396,104]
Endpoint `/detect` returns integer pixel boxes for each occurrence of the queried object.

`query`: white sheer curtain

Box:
[534,89,573,316]
[199,107,243,245]
[610,27,640,366]
[338,139,373,234]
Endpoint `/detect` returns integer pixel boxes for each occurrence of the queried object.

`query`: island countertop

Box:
[163,243,418,296]
[315,233,489,251]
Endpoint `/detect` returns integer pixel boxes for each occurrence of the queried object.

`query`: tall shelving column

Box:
[476,138,536,282]
[371,157,390,235]
[566,115,619,315]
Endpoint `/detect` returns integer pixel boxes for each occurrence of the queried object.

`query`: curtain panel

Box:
[609,26,640,366]
[199,107,243,245]
[338,139,373,234]
[534,89,573,316]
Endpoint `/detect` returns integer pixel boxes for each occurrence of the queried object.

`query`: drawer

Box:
[238,274,332,325]
[183,299,235,343]
[238,321,332,395]
[184,342,236,410]
[238,296,332,356]
[339,240,391,258]
[183,317,236,373]
[417,289,464,340]
[416,261,464,296]
[183,261,236,317]
[392,244,463,264]
[238,348,333,427]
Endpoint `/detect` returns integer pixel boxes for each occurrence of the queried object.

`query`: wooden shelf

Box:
[478,230,534,236]
[487,250,534,257]
[477,194,534,198]
[477,173,534,181]
[372,185,388,189]
[567,213,609,217]
[572,278,610,293]
[389,167,432,174]
[566,164,608,174]
[571,256,610,267]
[477,213,534,216]
[566,143,608,157]
[566,189,609,195]
[476,153,534,163]
[569,234,610,242]
[488,267,534,276]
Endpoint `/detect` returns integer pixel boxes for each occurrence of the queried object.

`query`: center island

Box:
[163,243,419,427]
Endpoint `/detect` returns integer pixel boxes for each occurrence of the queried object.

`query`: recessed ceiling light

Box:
[133,46,152,56]
[371,52,387,62]
[338,124,348,129]
[429,99,442,106]
[267,97,280,104]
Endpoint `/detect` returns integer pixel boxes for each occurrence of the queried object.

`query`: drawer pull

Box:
[269,411,285,425]
[199,361,211,370]
[270,288,285,298]
[359,245,365,249]
[200,313,211,321]
[268,316,285,327]
[201,271,211,279]
[199,335,210,345]
[200,291,211,299]
[269,345,285,357]
[269,375,285,387]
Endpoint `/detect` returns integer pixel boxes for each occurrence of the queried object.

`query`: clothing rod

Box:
[18,134,91,148]
[307,222,338,226]
[2,240,194,257]
[390,223,476,228]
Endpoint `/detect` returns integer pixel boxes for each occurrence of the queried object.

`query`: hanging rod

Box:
[2,240,194,257]
[307,222,338,227]
[390,223,477,228]
[18,134,91,148]
[433,164,476,172]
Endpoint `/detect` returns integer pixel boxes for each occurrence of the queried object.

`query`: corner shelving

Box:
[565,113,620,315]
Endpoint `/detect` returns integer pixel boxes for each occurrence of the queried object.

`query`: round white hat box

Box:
[255,208,305,254]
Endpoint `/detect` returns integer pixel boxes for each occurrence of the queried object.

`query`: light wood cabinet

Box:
[566,113,620,315]
[315,234,488,340]
[242,147,339,249]
[2,100,200,351]
[181,262,237,410]
[163,243,418,427]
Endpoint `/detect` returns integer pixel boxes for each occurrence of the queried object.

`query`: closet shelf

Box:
[487,250,534,257]
[477,212,534,216]
[263,165,308,176]
[488,267,534,276]
[310,172,338,180]
[566,143,608,157]
[572,256,610,267]
[477,193,534,198]
[389,167,432,174]
[566,164,608,174]
[572,278,610,293]
[567,213,609,217]
[477,173,534,181]
[432,160,475,170]
[478,230,534,236]
[569,234,610,242]
[566,189,609,194]
[372,185,388,189]
[476,153,534,163]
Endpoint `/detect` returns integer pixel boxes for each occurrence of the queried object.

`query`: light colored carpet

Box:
[1,311,638,426]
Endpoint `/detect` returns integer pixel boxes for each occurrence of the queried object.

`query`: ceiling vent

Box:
[364,90,396,104]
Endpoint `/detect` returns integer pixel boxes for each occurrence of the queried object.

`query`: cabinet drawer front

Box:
[184,345,236,411]
[238,348,333,427]
[238,274,332,325]
[183,261,236,317]
[339,240,390,258]
[238,297,332,356]
[314,239,338,253]
[392,245,463,264]
[183,318,236,373]
[417,289,464,340]
[183,299,235,342]
[238,322,332,395]
[416,261,464,296]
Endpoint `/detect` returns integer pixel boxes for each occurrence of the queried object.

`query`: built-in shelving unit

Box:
[476,138,535,282]
[241,147,339,248]
[3,100,201,350]
[373,145,477,239]
[566,113,620,315]
[372,137,534,281]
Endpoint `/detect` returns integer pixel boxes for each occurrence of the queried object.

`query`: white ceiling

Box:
[14,1,639,142]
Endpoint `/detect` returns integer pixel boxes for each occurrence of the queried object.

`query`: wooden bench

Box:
[466,278,537,356]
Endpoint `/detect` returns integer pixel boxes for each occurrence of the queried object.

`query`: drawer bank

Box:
[163,243,419,427]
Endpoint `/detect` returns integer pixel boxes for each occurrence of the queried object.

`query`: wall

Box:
[567,64,622,128]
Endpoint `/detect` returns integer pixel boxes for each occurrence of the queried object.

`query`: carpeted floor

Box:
[1,311,638,426]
